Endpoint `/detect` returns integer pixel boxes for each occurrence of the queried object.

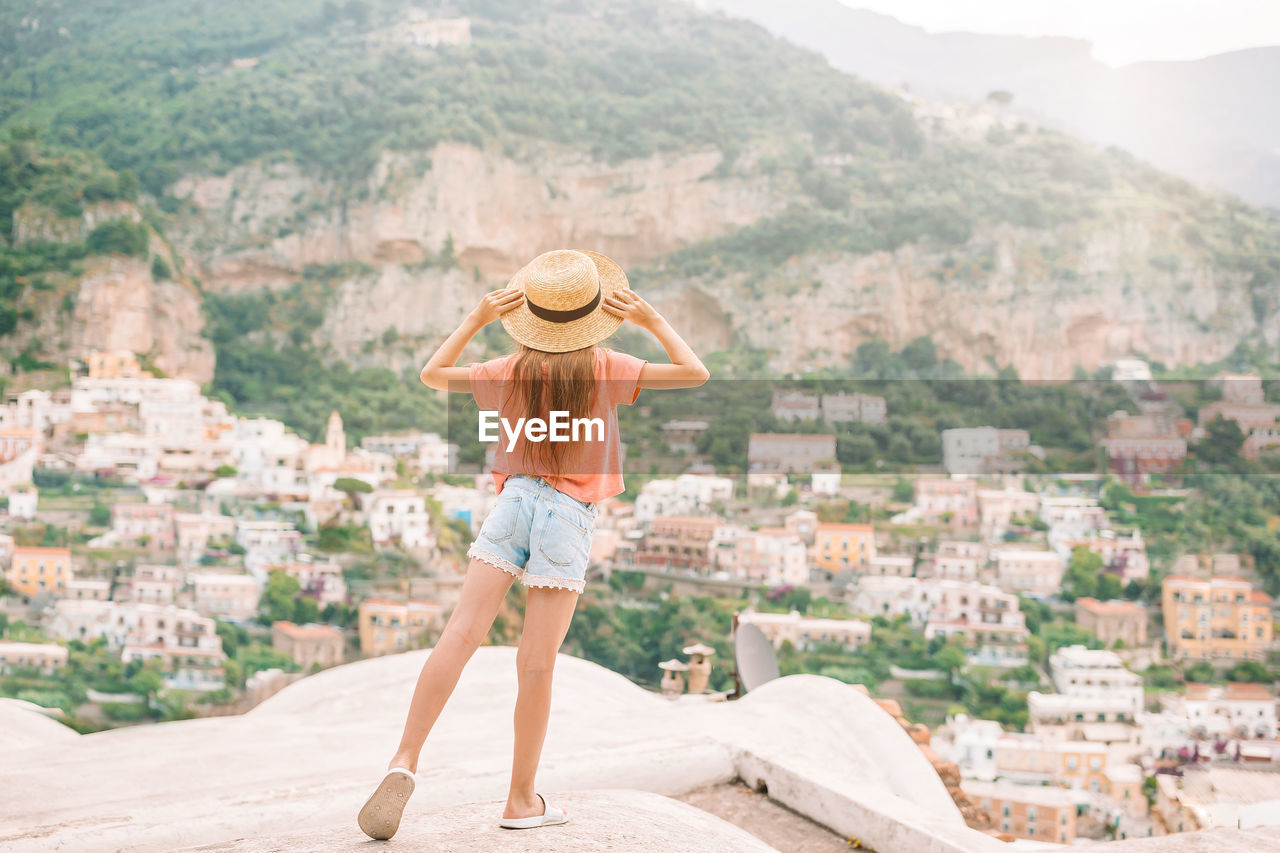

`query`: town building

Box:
[118,603,226,692]
[962,779,1081,844]
[992,547,1064,598]
[977,486,1039,542]
[771,390,821,422]
[189,572,262,622]
[5,546,72,598]
[1054,529,1150,583]
[941,427,1031,475]
[636,516,722,573]
[111,502,176,551]
[820,391,886,425]
[813,523,876,573]
[659,420,708,454]
[262,557,347,607]
[1101,411,1188,487]
[271,621,345,671]
[747,433,836,473]
[849,575,924,621]
[1162,575,1273,662]
[634,474,734,524]
[360,432,457,474]
[925,540,985,582]
[919,579,1029,666]
[174,511,237,566]
[1174,683,1278,740]
[867,554,914,577]
[1155,765,1280,835]
[1075,598,1148,648]
[357,599,444,656]
[124,564,183,605]
[913,477,979,527]
[1027,645,1144,728]
[735,608,870,651]
[711,526,809,586]
[0,641,68,675]
[359,490,434,550]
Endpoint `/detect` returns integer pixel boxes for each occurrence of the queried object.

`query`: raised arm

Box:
[602,289,710,389]
[419,288,524,391]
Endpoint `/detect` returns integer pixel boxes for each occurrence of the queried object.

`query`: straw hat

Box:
[499,249,629,353]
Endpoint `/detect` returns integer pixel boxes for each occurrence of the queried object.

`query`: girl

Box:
[358,248,708,838]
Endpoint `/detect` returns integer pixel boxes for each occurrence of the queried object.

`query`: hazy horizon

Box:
[837,0,1280,65]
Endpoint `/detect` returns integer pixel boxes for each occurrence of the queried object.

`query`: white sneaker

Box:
[499,792,570,829]
[357,768,416,840]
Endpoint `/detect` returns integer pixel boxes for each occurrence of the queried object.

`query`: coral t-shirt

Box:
[468,347,647,504]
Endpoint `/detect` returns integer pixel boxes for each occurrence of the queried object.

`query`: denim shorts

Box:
[466,475,598,593]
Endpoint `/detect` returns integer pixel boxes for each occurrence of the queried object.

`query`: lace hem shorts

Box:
[467,474,598,594]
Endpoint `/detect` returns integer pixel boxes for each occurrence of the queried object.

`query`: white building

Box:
[1178,682,1277,740]
[360,490,434,550]
[635,474,734,524]
[977,486,1039,543]
[189,572,262,622]
[1027,645,1144,726]
[711,526,808,586]
[0,641,68,675]
[360,432,457,474]
[174,511,238,566]
[993,548,1065,598]
[849,575,924,621]
[1039,496,1107,540]
[736,607,871,651]
[7,484,37,519]
[920,579,1029,666]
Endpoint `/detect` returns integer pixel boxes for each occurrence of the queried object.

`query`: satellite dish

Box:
[734,621,779,693]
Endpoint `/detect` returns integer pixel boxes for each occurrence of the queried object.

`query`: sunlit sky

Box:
[838,0,1280,65]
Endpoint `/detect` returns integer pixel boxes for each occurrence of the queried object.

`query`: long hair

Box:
[504,343,597,478]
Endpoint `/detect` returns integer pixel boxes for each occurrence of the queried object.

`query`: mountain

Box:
[693,0,1280,208]
[1,0,1278,410]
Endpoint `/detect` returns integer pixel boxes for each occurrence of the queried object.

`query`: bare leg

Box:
[503,586,579,820]
[387,557,517,773]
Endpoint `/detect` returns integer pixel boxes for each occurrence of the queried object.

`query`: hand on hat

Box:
[470,287,525,326]
[602,289,660,330]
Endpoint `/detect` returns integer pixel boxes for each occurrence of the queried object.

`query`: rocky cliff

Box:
[168,142,1274,379]
[5,201,215,385]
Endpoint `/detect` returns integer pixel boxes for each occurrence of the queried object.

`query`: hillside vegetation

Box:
[1,0,1278,399]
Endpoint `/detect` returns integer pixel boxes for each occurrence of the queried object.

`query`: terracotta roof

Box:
[12,546,72,556]
[1225,682,1275,701]
[817,523,874,532]
[273,621,342,640]
[1075,597,1143,615]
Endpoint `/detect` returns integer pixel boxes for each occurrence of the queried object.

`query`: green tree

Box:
[260,570,302,624]
[1196,415,1245,465]
[1062,546,1104,601]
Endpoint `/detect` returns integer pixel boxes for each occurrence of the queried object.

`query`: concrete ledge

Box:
[1079,825,1280,851]
[176,789,779,852]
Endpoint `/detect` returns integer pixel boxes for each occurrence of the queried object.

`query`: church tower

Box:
[325,410,345,466]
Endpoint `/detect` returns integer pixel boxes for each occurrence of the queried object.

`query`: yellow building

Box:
[5,546,72,598]
[814,523,876,572]
[1162,575,1273,662]
[357,599,444,657]
[1058,742,1108,793]
[87,349,148,379]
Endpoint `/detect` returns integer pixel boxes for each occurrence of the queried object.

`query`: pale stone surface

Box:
[0,698,79,754]
[1081,826,1280,851]
[0,645,1001,852]
[179,789,778,852]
